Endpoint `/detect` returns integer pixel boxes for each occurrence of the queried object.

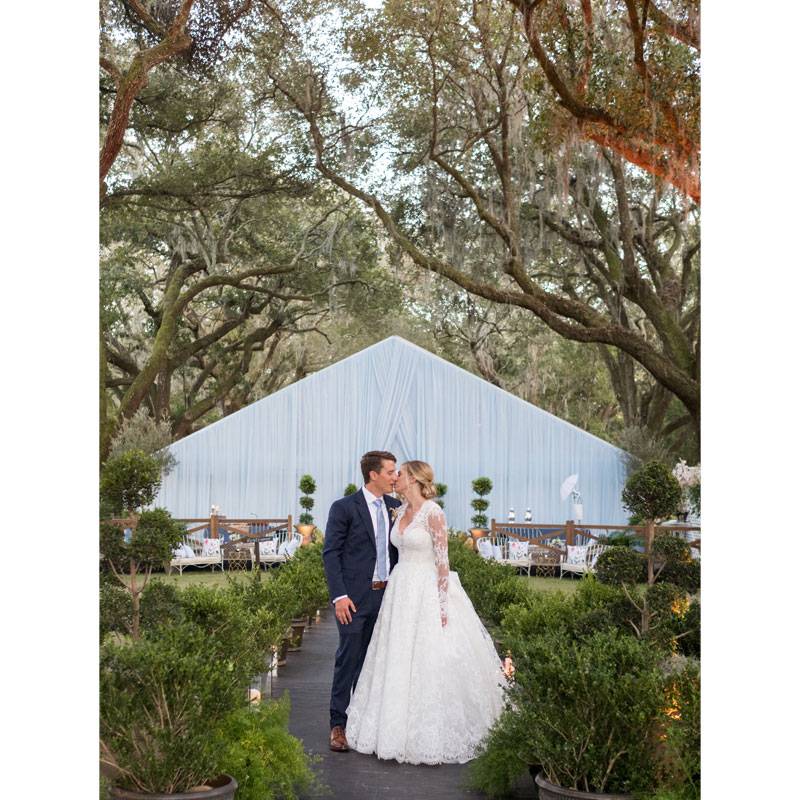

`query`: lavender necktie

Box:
[373,498,387,581]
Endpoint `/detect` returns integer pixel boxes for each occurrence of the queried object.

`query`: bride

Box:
[344,460,508,765]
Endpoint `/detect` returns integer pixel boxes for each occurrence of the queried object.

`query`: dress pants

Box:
[329,585,384,730]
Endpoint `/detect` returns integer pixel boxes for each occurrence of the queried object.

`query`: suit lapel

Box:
[354,490,376,555]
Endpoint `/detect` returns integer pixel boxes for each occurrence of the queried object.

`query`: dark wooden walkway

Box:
[269,608,537,800]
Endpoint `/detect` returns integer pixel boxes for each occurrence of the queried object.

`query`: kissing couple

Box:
[322,450,508,765]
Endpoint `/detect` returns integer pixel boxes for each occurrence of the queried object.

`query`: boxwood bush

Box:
[212,693,322,800]
[596,545,647,585]
[471,629,667,796]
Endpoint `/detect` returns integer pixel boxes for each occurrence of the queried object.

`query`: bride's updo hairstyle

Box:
[403,460,437,500]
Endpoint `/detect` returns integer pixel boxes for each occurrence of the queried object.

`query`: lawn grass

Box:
[111,567,279,591]
[519,573,580,594]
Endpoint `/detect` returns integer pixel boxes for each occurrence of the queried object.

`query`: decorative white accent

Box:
[508,540,530,561]
[345,499,507,764]
[201,538,221,557]
[477,538,494,559]
[261,538,278,555]
[565,544,589,565]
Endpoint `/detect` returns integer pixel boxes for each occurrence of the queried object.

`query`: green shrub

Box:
[225,572,293,646]
[622,461,683,522]
[470,476,492,528]
[482,578,532,627]
[178,585,273,679]
[213,694,322,800]
[596,546,646,585]
[435,482,447,509]
[100,582,132,640]
[298,474,316,525]
[139,580,182,632]
[468,706,529,797]
[605,531,638,547]
[274,542,329,619]
[676,600,700,658]
[100,624,239,794]
[100,579,182,641]
[505,629,667,794]
[343,483,358,496]
[500,578,639,649]
[100,508,185,638]
[662,660,700,798]
[654,535,701,593]
[100,449,162,515]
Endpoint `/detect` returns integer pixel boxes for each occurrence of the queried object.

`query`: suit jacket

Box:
[322,490,402,608]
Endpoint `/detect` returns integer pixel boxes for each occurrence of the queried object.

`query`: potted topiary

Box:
[470,476,493,541]
[100,450,185,640]
[434,482,448,509]
[101,623,242,798]
[296,474,317,544]
[471,629,672,799]
[343,483,358,496]
[101,583,277,798]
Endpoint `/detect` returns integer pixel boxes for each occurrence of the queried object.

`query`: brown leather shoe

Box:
[329,725,349,752]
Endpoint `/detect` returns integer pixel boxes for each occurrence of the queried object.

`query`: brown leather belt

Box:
[371,580,388,590]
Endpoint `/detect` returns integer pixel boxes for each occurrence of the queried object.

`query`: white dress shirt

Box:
[332,486,391,605]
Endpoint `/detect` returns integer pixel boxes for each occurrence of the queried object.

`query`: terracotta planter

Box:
[470,528,488,544]
[295,524,315,545]
[534,772,633,800]
[111,774,237,799]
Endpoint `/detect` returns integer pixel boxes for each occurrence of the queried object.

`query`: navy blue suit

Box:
[323,490,401,730]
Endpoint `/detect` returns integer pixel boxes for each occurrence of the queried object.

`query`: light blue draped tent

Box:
[155,336,629,530]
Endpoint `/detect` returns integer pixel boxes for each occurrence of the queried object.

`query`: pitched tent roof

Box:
[155,335,630,530]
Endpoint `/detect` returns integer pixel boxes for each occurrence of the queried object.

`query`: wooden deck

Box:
[269,608,537,800]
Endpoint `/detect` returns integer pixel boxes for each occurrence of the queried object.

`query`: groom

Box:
[322,450,402,752]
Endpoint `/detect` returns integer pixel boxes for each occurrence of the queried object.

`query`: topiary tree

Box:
[100,508,185,639]
[471,477,493,529]
[434,483,447,509]
[622,461,682,523]
[100,449,162,517]
[343,483,358,496]
[298,474,316,525]
[595,546,646,586]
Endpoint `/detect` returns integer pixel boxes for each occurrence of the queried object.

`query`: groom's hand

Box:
[335,597,357,624]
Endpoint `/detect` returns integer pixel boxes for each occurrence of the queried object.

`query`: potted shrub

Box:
[343,483,358,496]
[211,694,322,800]
[434,482,448,509]
[101,624,240,799]
[471,630,670,799]
[470,476,493,540]
[296,474,317,543]
[101,583,278,798]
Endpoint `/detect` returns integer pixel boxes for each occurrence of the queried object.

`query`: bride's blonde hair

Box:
[403,460,437,500]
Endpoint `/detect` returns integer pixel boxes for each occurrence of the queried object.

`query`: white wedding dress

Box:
[344,499,508,765]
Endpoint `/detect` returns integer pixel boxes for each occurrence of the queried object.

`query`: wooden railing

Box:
[490,519,701,567]
[103,513,294,569]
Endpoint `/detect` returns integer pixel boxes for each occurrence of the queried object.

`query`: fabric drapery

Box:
[155,337,629,530]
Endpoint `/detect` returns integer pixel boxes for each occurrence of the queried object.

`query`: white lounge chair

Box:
[560,542,608,578]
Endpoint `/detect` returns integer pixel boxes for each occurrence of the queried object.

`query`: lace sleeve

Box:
[426,502,449,627]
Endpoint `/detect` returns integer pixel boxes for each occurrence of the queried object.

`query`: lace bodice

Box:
[392,499,450,626]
